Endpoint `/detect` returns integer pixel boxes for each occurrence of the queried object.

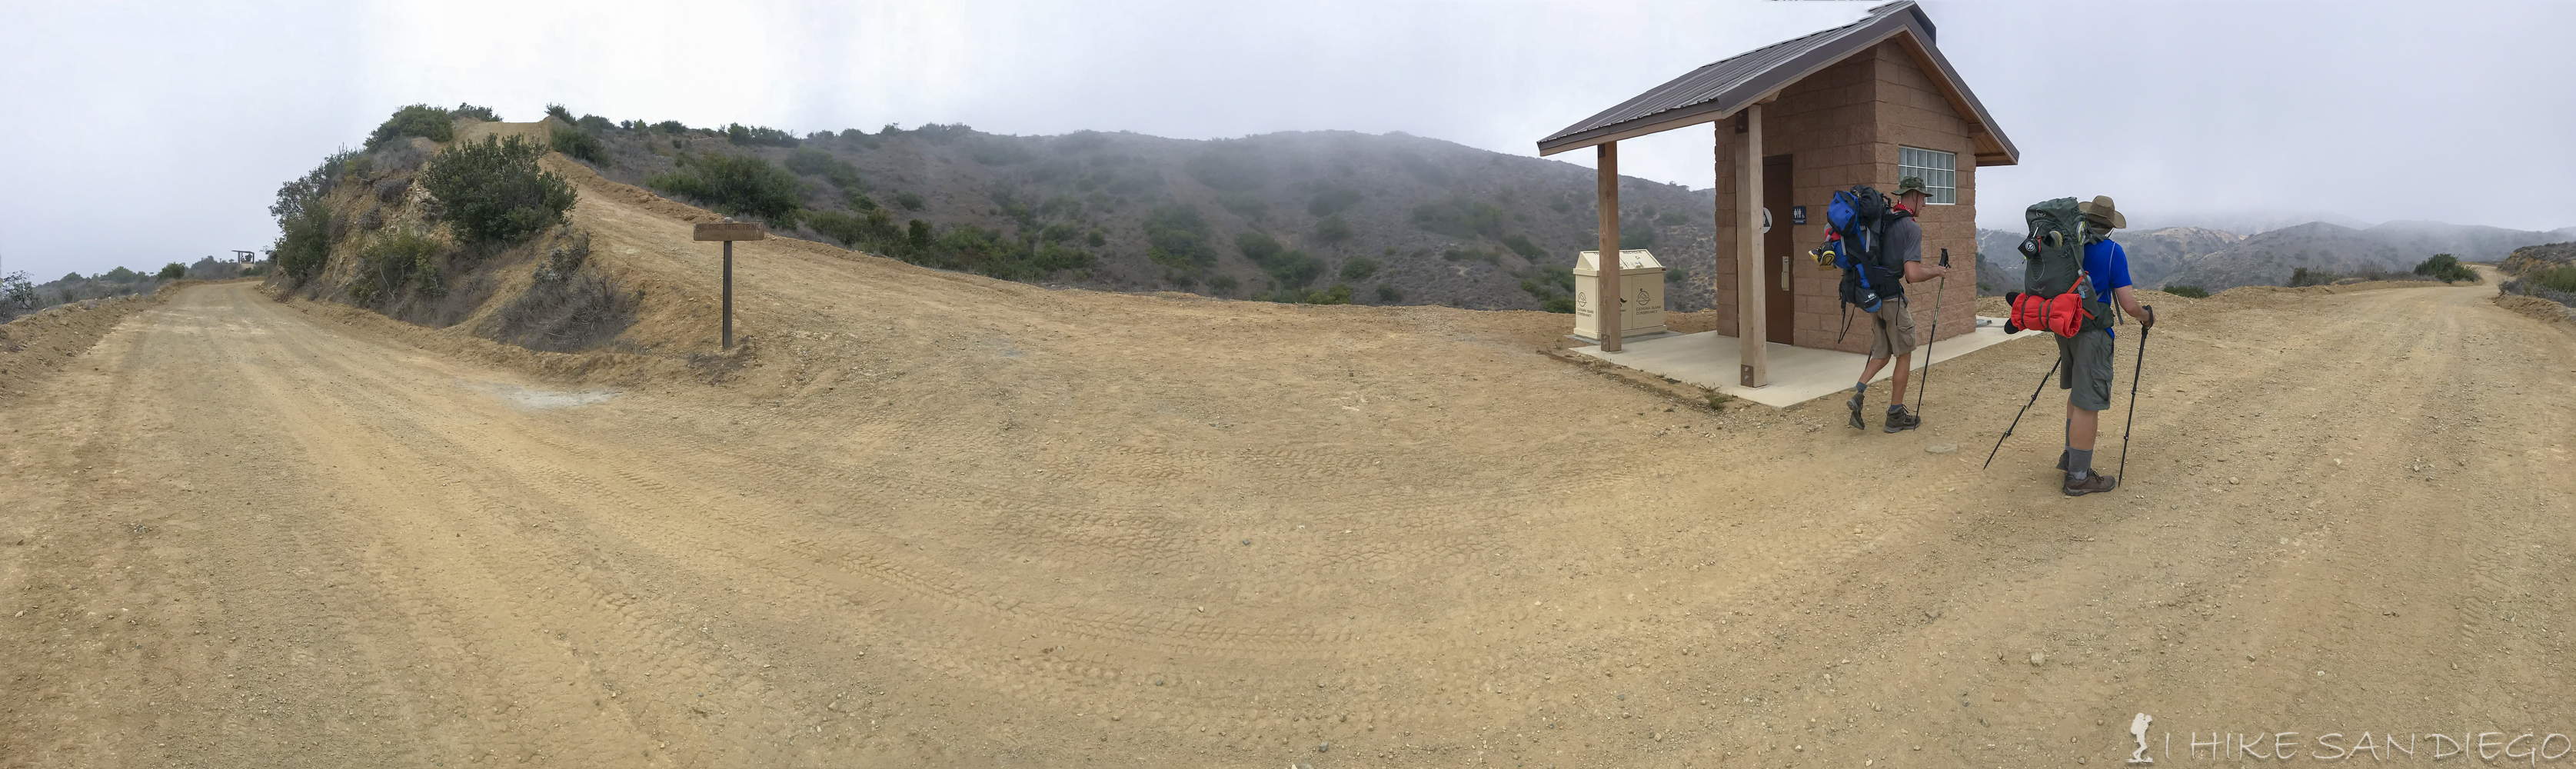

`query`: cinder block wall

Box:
[1712,41,1982,355]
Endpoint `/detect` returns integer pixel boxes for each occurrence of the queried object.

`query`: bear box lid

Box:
[1575,249,1662,275]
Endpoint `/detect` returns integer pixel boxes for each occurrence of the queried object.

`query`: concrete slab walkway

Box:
[1570,317,2041,408]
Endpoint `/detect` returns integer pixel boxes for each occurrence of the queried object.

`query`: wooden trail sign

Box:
[693,221,767,349]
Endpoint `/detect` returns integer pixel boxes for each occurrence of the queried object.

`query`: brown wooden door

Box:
[1762,155,1795,345]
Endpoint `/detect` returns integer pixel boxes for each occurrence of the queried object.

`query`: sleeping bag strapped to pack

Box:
[2002,197,2113,338]
[1819,185,1910,317]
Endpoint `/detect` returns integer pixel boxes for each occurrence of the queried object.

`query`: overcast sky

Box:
[5,0,2571,280]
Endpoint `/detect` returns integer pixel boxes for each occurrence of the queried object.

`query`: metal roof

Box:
[1535,1,2018,167]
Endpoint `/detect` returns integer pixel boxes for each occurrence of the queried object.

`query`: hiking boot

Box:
[1882,405,1919,433]
[1846,393,1866,430]
[2062,473,2118,496]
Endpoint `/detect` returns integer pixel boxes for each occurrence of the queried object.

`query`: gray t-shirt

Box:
[1880,215,1922,295]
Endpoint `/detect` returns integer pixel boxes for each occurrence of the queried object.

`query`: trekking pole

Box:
[2115,306,2155,483]
[1982,357,2062,470]
[1914,248,1951,415]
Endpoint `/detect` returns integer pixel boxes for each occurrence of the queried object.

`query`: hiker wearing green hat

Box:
[1845,176,1951,432]
[2055,195,2155,494]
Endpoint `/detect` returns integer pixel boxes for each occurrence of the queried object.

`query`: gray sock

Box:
[1854,381,1868,394]
[2068,448,2095,480]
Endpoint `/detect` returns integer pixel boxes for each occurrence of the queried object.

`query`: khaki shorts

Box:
[2056,327,2115,411]
[1866,295,1916,360]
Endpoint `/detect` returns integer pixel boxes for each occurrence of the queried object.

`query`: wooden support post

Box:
[1736,103,1767,387]
[722,240,734,349]
[1597,142,1622,353]
[693,221,767,351]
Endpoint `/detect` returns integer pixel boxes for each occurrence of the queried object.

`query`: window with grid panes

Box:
[1898,146,1957,205]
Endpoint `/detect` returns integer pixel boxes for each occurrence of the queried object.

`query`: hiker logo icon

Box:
[2128,712,2155,764]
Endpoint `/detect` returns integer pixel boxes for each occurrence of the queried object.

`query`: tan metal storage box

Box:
[1573,249,1666,341]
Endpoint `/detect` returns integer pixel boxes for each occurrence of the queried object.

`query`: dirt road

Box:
[3,268,2570,766]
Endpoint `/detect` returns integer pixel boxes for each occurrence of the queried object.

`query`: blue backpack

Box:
[1819,185,1909,325]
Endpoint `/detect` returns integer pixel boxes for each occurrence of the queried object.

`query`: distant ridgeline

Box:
[533,111,1724,311]
[1971,218,2574,295]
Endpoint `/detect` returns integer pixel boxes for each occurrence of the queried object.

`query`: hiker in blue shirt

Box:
[2056,196,2156,495]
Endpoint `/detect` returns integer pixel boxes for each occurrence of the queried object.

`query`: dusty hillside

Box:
[2501,241,2576,276]
[5,114,2574,769]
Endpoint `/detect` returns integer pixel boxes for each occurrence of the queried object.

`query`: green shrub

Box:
[894,191,925,211]
[1665,265,1689,285]
[1619,225,1656,251]
[102,266,140,283]
[647,151,799,225]
[1033,241,1095,272]
[1301,284,1353,305]
[2535,265,2576,293]
[855,221,1093,281]
[268,155,341,282]
[2413,253,2476,282]
[1502,234,1546,261]
[1340,255,1380,282]
[1144,205,1218,281]
[2164,285,2210,298]
[1376,283,1401,301]
[544,104,573,123]
[784,148,861,188]
[1313,214,1353,245]
[450,103,498,122]
[155,263,185,281]
[1085,228,1107,247]
[1208,275,1239,295]
[420,135,577,246]
[1,271,36,313]
[346,230,442,305]
[551,126,607,165]
[1541,296,1576,313]
[2287,267,2341,287]
[576,115,612,131]
[725,123,800,147]
[1236,231,1325,288]
[1412,197,1503,239]
[805,208,901,251]
[368,104,454,148]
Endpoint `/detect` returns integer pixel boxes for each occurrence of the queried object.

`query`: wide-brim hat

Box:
[2078,195,2127,229]
[1892,176,1933,197]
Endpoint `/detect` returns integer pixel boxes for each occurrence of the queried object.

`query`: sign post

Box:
[693,220,767,349]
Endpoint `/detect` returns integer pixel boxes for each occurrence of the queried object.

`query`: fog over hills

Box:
[361,112,2576,307]
[562,120,1724,312]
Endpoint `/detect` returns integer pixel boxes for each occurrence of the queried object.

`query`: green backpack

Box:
[2013,197,2112,335]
